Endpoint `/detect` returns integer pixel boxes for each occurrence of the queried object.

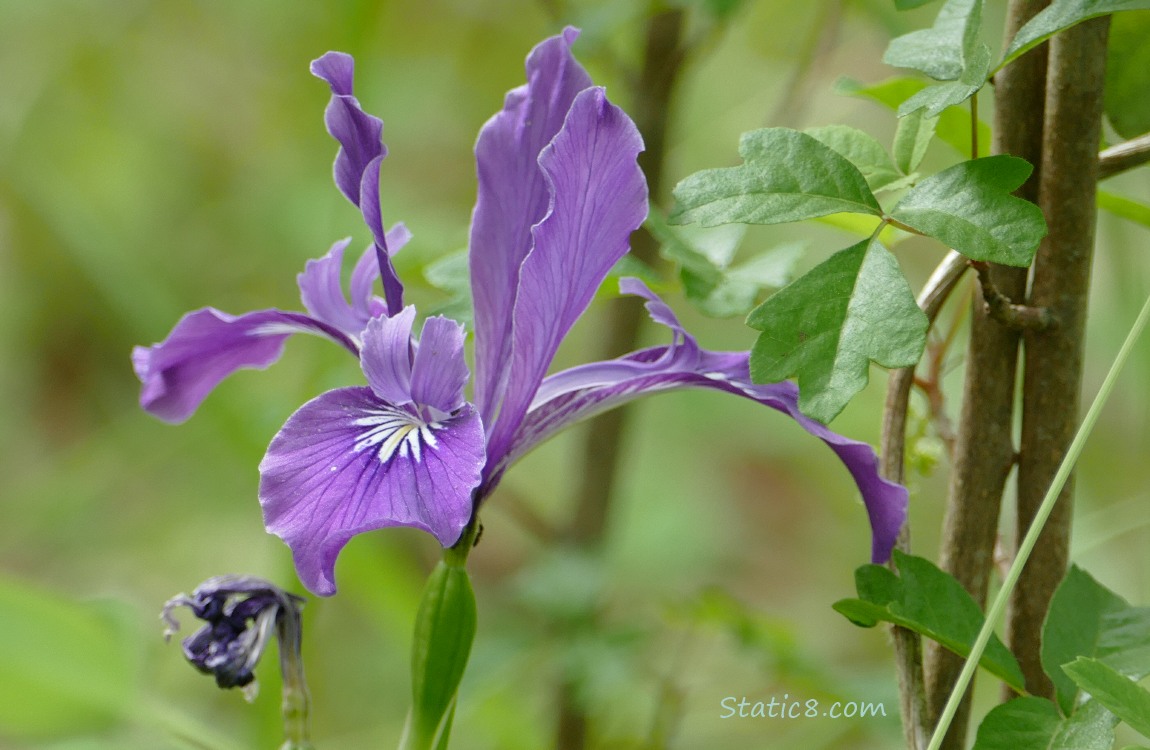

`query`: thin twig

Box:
[970,260,1054,330]
[1098,132,1150,180]
[881,249,969,750]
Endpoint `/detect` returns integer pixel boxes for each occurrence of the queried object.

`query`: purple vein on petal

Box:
[468,27,593,423]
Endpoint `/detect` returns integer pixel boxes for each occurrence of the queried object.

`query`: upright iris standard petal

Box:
[311,52,405,315]
[358,156,405,315]
[310,52,385,208]
[298,238,362,335]
[299,226,413,336]
[259,388,485,596]
[410,316,470,415]
[485,279,907,564]
[468,27,593,421]
[484,86,648,468]
[133,307,357,424]
[360,308,417,406]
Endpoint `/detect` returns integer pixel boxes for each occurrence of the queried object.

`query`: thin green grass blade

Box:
[927,289,1150,750]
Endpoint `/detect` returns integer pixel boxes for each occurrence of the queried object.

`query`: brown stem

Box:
[1011,15,1110,698]
[925,2,1049,747]
[1098,132,1150,180]
[554,10,686,750]
[881,250,969,750]
[970,260,1054,330]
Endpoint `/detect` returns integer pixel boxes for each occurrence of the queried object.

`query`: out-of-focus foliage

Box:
[2,1,1149,749]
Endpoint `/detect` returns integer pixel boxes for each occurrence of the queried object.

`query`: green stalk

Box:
[926,290,1150,750]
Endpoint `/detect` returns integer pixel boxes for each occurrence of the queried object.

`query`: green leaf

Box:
[669,128,883,228]
[1064,658,1150,739]
[423,250,473,326]
[972,697,1117,750]
[407,560,477,750]
[837,75,990,158]
[896,0,942,9]
[893,109,938,174]
[1105,11,1150,139]
[804,125,905,191]
[0,576,139,739]
[655,220,802,318]
[897,42,991,118]
[1099,190,1150,228]
[833,551,1027,691]
[1043,566,1150,715]
[889,155,1046,265]
[884,0,985,81]
[747,237,926,423]
[1002,0,1150,67]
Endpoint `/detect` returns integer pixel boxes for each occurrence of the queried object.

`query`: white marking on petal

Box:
[351,405,445,465]
[247,322,314,337]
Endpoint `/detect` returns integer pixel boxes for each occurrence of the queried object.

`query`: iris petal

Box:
[468,27,593,421]
[310,52,386,208]
[484,86,648,469]
[259,387,485,596]
[133,308,355,424]
[410,316,470,415]
[487,279,907,565]
[360,308,417,406]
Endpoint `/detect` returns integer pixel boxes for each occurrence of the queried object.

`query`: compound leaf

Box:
[747,237,925,423]
[890,155,1046,265]
[670,128,882,228]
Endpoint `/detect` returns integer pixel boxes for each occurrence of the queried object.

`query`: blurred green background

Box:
[2,1,1149,748]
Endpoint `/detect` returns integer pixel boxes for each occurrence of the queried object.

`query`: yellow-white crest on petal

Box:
[352,405,443,463]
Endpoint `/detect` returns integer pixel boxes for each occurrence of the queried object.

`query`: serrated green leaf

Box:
[884,0,985,81]
[890,155,1046,265]
[1002,0,1150,67]
[0,576,139,739]
[833,551,1027,691]
[804,125,905,191]
[1064,658,1150,739]
[1105,11,1150,139]
[837,75,990,158]
[407,560,476,750]
[669,128,883,228]
[1043,566,1150,715]
[972,697,1117,750]
[897,42,991,118]
[746,237,926,423]
[893,109,939,173]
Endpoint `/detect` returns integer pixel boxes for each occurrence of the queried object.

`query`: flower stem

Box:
[927,286,1150,750]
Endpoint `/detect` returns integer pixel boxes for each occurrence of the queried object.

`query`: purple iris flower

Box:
[133,28,907,596]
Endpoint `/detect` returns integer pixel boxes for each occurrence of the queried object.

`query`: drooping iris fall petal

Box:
[488,279,908,564]
[259,313,484,595]
[132,306,357,424]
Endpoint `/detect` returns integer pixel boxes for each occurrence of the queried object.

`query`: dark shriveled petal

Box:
[133,308,356,424]
[468,27,593,421]
[485,279,907,565]
[260,388,485,596]
[484,87,647,468]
